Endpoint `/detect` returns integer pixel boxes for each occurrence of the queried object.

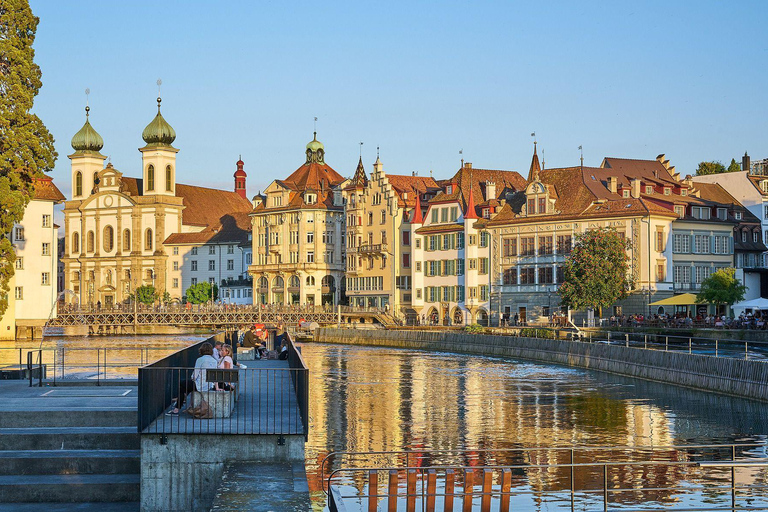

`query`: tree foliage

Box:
[727,158,742,173]
[696,161,727,176]
[133,285,158,305]
[558,228,631,313]
[185,282,218,304]
[696,267,746,307]
[0,0,57,319]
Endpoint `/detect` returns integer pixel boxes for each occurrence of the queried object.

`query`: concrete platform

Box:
[211,461,311,511]
[144,360,304,435]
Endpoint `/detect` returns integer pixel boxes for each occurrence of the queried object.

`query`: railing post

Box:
[603,464,608,512]
[745,342,749,360]
[689,338,692,354]
[732,444,737,510]
[444,469,455,512]
[480,469,492,512]
[463,469,474,512]
[644,335,647,349]
[499,468,511,512]
[387,470,398,512]
[716,340,719,358]
[570,448,575,512]
[27,351,32,387]
[369,470,378,512]
[426,469,437,512]
[405,469,417,512]
[665,336,668,352]
[625,334,629,347]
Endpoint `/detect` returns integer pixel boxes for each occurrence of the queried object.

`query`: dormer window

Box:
[674,205,685,218]
[717,208,727,220]
[761,181,768,193]
[305,193,316,204]
[482,208,490,219]
[622,189,630,198]
[527,198,536,214]
[681,189,688,196]
[445,185,453,194]
[664,187,671,195]
[272,195,283,207]
[691,206,711,220]
[645,186,654,194]
[735,212,743,220]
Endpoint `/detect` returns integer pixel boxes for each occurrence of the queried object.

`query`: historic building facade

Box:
[411,162,527,325]
[248,134,346,306]
[342,156,439,320]
[61,101,252,306]
[1,178,66,340]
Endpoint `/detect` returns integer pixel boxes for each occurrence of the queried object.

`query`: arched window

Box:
[272,276,284,289]
[103,226,114,252]
[75,172,83,197]
[166,165,172,191]
[72,232,80,254]
[147,165,155,191]
[306,276,315,287]
[289,275,300,288]
[258,276,268,289]
[123,229,131,252]
[145,228,153,251]
[87,231,95,253]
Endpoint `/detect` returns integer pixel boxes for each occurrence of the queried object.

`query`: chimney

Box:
[234,157,247,199]
[607,176,617,194]
[465,162,473,169]
[743,152,751,174]
[630,178,641,198]
[485,180,496,200]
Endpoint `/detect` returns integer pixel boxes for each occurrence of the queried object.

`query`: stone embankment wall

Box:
[314,328,768,402]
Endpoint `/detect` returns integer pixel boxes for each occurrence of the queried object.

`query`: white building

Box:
[411,163,526,325]
[1,177,66,340]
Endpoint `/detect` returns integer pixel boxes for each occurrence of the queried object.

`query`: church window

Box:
[123,230,131,252]
[145,229,153,251]
[72,232,80,254]
[103,226,114,252]
[87,231,95,253]
[147,165,155,191]
[75,172,83,196]
[166,166,172,192]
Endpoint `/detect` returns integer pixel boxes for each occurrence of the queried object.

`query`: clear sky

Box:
[30,0,768,201]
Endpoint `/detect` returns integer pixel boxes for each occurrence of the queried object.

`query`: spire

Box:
[527,141,541,183]
[352,156,368,188]
[411,193,424,224]
[464,178,479,220]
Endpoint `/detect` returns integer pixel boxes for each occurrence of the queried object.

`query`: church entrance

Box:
[104,295,114,309]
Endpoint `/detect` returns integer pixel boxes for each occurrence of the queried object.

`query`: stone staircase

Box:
[0,392,140,511]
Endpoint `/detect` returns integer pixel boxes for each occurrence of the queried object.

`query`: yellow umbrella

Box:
[649,293,704,306]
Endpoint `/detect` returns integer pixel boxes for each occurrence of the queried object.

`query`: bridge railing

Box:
[323,444,768,512]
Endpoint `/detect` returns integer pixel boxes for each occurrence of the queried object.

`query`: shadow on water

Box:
[300,342,768,511]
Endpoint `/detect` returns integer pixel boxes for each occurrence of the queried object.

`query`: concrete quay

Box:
[314,327,768,402]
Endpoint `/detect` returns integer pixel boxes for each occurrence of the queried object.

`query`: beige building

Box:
[248,134,346,306]
[62,101,252,306]
[343,156,439,319]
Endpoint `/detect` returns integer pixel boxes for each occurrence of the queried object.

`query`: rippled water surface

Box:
[301,342,768,511]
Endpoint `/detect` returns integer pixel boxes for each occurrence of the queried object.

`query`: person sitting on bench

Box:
[214,344,235,391]
[167,342,217,415]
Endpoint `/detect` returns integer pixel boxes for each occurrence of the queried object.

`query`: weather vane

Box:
[531,132,536,145]
[314,116,318,134]
[359,141,364,157]
[579,145,584,167]
[85,88,90,115]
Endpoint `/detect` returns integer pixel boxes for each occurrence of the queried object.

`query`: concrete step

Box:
[0,450,139,475]
[0,474,139,502]
[0,409,136,428]
[0,427,139,451]
[0,502,139,511]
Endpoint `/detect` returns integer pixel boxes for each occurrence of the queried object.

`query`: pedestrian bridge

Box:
[45,305,396,333]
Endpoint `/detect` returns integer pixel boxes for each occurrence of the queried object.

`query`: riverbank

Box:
[313,327,768,402]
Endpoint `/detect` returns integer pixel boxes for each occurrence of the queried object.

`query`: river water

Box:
[300,342,768,511]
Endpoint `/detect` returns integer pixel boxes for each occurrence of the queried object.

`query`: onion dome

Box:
[71,106,104,154]
[234,156,247,177]
[142,97,176,146]
[305,132,325,164]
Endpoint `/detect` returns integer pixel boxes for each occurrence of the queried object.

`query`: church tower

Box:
[69,106,106,199]
[234,157,247,199]
[140,97,178,196]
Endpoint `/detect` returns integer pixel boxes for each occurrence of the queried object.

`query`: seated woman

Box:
[215,344,235,391]
[167,342,218,415]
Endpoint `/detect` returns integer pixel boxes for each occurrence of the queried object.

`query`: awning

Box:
[732,298,768,310]
[649,293,703,306]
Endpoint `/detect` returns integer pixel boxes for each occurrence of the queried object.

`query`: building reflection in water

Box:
[301,343,768,511]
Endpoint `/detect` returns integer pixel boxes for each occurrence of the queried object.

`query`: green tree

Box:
[558,228,631,314]
[185,282,218,304]
[696,268,746,309]
[133,285,158,305]
[696,161,726,175]
[727,158,742,173]
[0,0,57,320]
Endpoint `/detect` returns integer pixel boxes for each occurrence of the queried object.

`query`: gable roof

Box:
[386,174,440,208]
[33,177,65,202]
[431,166,526,217]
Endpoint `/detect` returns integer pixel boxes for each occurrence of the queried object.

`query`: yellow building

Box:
[343,156,439,320]
[248,134,346,306]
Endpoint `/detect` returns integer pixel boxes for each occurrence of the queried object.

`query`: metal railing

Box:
[137,332,309,436]
[323,444,768,512]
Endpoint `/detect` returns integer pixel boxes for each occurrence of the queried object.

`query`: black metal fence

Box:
[137,331,309,437]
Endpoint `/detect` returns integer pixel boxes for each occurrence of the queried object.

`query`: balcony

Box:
[673,282,701,292]
[358,243,387,255]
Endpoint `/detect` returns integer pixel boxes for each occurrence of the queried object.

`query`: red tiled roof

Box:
[33,177,65,202]
[431,166,526,217]
[386,174,441,208]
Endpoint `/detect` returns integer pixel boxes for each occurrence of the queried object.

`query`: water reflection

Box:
[302,343,768,511]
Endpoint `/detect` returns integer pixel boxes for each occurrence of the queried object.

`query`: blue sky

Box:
[31,0,768,200]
